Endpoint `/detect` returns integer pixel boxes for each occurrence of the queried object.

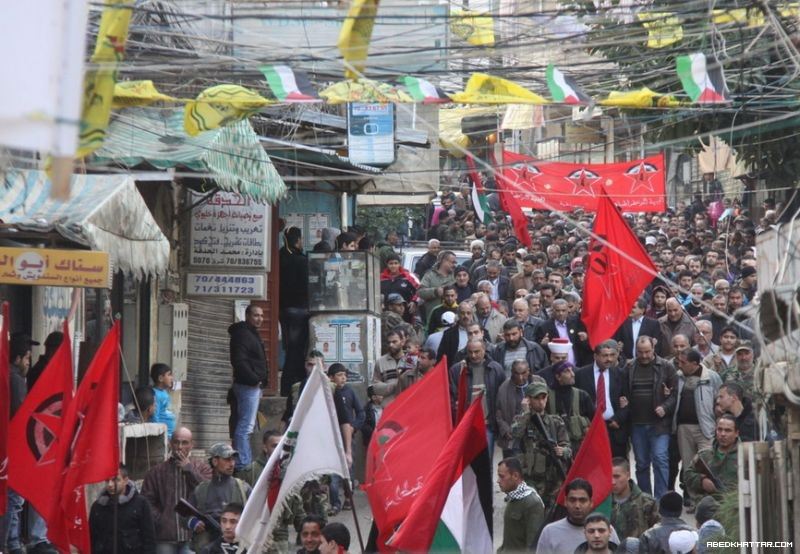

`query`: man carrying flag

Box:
[236,366,350,552]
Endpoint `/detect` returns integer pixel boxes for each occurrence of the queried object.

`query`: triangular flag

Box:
[388,396,493,552]
[260,65,321,103]
[451,9,495,46]
[556,410,613,515]
[237,367,350,550]
[676,53,730,104]
[112,80,176,108]
[399,75,451,104]
[546,64,591,104]
[580,188,657,348]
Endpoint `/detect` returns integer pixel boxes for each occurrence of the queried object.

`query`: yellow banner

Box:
[0,247,111,288]
[184,85,272,136]
[637,12,683,48]
[113,80,176,108]
[450,73,548,105]
[77,0,135,159]
[451,9,495,46]
[337,0,378,79]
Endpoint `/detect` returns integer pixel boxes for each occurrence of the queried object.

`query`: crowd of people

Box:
[366,185,777,552]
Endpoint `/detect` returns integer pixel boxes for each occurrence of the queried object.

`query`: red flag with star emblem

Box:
[7,320,73,522]
[581,189,657,348]
[499,150,665,212]
[50,321,120,553]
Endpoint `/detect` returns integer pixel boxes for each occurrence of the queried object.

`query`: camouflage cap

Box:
[524,381,549,398]
[208,442,239,459]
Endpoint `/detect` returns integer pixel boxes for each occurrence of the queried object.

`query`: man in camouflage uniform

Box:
[685,414,740,502]
[719,341,756,402]
[511,381,571,508]
[610,457,660,540]
[236,430,306,554]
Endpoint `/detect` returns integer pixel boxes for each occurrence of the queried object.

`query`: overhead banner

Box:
[498,151,666,212]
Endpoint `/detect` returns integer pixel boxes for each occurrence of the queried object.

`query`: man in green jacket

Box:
[610,457,660,540]
[497,457,545,552]
[685,414,740,501]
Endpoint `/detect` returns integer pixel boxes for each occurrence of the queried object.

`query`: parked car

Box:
[400,247,472,278]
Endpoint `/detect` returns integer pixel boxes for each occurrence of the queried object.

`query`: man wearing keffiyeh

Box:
[497,457,545,552]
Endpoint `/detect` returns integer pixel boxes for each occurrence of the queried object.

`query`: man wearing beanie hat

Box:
[548,361,594,452]
[695,496,725,551]
[639,491,695,553]
[537,337,572,388]
[511,381,571,508]
[737,266,757,301]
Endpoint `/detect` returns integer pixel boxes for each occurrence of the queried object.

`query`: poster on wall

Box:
[189,191,271,270]
[340,322,364,362]
[310,315,367,383]
[284,212,330,251]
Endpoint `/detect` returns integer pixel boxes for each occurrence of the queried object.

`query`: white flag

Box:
[236,367,350,550]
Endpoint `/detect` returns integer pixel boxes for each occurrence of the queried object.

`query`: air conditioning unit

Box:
[157,303,188,382]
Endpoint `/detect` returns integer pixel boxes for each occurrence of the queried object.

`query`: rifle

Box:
[175,498,222,534]
[530,412,568,479]
[693,457,724,491]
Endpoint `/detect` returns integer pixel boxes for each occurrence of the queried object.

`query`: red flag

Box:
[581,188,656,348]
[500,150,666,212]
[51,322,121,553]
[0,302,9,515]
[491,150,532,247]
[362,358,453,549]
[7,320,73,521]
[388,396,493,552]
[556,410,613,510]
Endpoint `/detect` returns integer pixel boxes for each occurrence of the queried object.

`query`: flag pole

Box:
[343,479,365,553]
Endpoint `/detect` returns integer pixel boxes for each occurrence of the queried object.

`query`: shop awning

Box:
[92,107,287,203]
[0,170,170,279]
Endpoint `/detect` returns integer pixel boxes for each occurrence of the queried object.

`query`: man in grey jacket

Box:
[639,491,695,553]
[672,349,721,509]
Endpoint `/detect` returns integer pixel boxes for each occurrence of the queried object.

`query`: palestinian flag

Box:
[676,53,730,104]
[399,75,451,104]
[546,64,591,104]
[556,409,613,516]
[388,397,493,552]
[260,65,321,103]
[465,154,490,225]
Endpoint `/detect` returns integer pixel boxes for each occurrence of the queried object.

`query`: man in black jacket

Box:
[535,299,592,367]
[279,226,309,396]
[491,318,548,374]
[90,466,156,554]
[614,298,663,361]
[228,304,267,470]
[575,340,630,458]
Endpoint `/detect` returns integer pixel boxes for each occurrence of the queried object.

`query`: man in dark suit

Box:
[484,260,511,304]
[614,298,663,361]
[535,299,592,367]
[437,301,475,364]
[574,339,630,458]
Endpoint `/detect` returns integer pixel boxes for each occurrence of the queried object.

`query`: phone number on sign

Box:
[187,273,264,297]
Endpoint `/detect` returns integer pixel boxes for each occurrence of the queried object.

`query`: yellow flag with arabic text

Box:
[337,0,378,79]
[183,85,272,136]
[450,73,548,105]
[599,87,685,109]
[451,9,495,46]
[637,12,683,48]
[112,80,176,108]
[77,0,134,159]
